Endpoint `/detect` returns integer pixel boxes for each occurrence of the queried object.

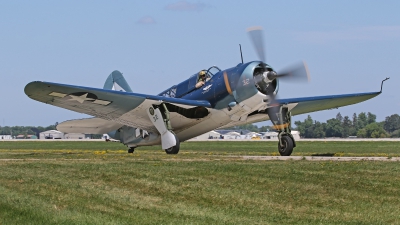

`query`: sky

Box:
[0,0,399,127]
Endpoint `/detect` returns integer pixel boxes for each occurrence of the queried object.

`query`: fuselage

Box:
[113,61,279,147]
[159,61,277,108]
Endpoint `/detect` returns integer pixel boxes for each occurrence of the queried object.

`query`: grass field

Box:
[1,141,400,224]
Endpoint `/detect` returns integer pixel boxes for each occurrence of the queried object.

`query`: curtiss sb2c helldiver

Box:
[24,27,389,156]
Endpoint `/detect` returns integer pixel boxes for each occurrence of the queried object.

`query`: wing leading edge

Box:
[277,91,381,116]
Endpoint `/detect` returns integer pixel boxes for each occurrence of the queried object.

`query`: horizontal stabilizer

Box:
[57,118,122,134]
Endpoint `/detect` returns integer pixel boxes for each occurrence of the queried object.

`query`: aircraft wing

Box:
[25,81,211,132]
[277,91,381,116]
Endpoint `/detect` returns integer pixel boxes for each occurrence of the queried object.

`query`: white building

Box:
[40,130,64,139]
[243,132,262,139]
[261,131,279,140]
[64,133,86,139]
[261,131,300,140]
[0,135,12,140]
[192,130,221,140]
[224,131,242,139]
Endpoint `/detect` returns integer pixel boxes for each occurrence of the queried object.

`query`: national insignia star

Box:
[68,93,94,103]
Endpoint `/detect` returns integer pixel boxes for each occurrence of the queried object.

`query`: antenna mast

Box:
[239,44,244,63]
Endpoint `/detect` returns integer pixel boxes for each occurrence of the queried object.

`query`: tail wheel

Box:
[278,135,294,156]
[165,135,180,154]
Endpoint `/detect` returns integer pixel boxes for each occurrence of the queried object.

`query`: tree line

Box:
[0,123,103,139]
[0,125,57,136]
[225,112,400,138]
[2,112,400,139]
[294,112,400,138]
[223,124,272,133]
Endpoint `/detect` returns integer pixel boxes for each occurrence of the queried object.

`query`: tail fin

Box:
[103,70,133,92]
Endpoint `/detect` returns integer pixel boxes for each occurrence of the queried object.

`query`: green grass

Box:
[0,141,400,224]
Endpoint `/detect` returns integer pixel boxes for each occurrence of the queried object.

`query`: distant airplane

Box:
[24,27,389,156]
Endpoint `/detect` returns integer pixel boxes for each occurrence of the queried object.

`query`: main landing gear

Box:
[147,103,180,154]
[268,106,296,156]
[164,135,180,154]
[128,147,135,153]
[278,133,294,156]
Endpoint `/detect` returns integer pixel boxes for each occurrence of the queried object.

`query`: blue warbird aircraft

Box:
[25,27,389,156]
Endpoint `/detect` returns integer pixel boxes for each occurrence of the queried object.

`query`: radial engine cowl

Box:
[253,66,279,96]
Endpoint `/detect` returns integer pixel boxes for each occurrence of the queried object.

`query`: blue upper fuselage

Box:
[158,61,275,109]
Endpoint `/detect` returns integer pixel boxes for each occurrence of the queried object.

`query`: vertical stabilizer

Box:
[103,70,133,92]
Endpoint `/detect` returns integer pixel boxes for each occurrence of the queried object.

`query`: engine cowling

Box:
[229,61,279,105]
[252,63,279,96]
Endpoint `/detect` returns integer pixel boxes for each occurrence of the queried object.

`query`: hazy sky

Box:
[1,0,399,126]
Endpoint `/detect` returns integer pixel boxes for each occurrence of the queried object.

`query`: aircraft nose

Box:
[232,63,260,103]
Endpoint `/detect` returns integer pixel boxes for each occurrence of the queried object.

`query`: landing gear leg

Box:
[147,103,180,154]
[128,147,135,153]
[268,107,296,156]
[160,103,180,154]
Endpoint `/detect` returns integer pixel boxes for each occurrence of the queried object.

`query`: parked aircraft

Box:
[24,27,389,156]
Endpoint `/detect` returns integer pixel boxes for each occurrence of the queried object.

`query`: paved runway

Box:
[188,138,400,142]
[243,156,400,161]
[1,156,398,162]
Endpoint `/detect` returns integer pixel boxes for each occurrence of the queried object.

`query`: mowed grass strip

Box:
[0,157,399,224]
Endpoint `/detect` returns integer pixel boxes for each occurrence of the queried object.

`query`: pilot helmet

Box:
[199,71,206,76]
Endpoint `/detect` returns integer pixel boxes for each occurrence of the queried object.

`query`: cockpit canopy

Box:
[159,66,221,98]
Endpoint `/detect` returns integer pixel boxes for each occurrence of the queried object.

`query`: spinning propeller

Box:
[247,26,311,130]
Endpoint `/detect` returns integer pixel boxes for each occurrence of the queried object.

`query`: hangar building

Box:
[40,130,64,139]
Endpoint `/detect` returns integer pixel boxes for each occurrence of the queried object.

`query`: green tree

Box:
[259,126,272,132]
[367,112,376,124]
[357,123,388,138]
[348,113,358,136]
[294,115,314,138]
[389,129,400,138]
[45,125,57,131]
[225,124,259,132]
[342,116,352,137]
[325,118,343,137]
[336,113,343,123]
[357,112,367,130]
[357,128,367,138]
[352,113,357,127]
[311,121,326,138]
[383,114,400,133]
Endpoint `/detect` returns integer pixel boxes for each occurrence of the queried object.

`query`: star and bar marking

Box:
[48,92,112,106]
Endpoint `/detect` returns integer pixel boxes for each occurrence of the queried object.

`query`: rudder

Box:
[103,70,133,92]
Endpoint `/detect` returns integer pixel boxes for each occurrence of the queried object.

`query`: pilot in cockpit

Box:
[195,70,207,88]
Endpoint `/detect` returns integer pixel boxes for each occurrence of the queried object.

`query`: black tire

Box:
[128,147,135,153]
[165,135,180,154]
[278,135,294,156]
